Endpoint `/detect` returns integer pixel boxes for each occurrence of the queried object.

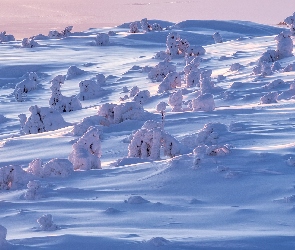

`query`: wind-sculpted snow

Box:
[1,15,295,249]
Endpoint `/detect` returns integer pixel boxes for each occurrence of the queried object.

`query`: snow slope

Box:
[1,17,295,249]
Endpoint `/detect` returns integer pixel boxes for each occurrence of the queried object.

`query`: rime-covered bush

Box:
[168,90,183,112]
[66,66,85,79]
[78,79,105,100]
[132,90,151,105]
[128,120,181,160]
[129,86,140,97]
[158,72,181,93]
[0,225,8,247]
[26,158,73,178]
[14,72,39,102]
[192,93,215,111]
[260,92,278,104]
[21,38,39,48]
[0,31,15,42]
[20,105,68,134]
[95,33,110,46]
[141,18,152,32]
[69,127,102,170]
[200,70,214,93]
[49,75,82,112]
[156,101,167,127]
[24,180,43,200]
[151,23,163,31]
[71,115,109,136]
[213,32,223,43]
[186,45,206,56]
[264,79,285,89]
[113,102,145,123]
[230,63,243,71]
[184,57,201,74]
[48,26,73,38]
[284,12,295,35]
[196,122,229,146]
[177,38,190,55]
[97,103,117,123]
[0,165,29,190]
[148,61,176,82]
[129,22,140,33]
[166,32,180,57]
[37,214,58,231]
[275,31,293,59]
[185,70,201,88]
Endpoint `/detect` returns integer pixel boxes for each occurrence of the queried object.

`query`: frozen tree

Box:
[21,38,39,48]
[166,32,180,57]
[20,105,68,134]
[185,70,201,88]
[260,92,278,104]
[128,120,181,160]
[48,26,73,38]
[96,73,106,86]
[66,65,85,79]
[14,72,39,102]
[132,90,151,105]
[71,115,109,136]
[69,127,102,170]
[141,18,152,32]
[113,101,144,123]
[94,33,110,46]
[97,103,117,123]
[156,101,167,127]
[0,225,8,247]
[275,30,293,59]
[177,38,190,55]
[168,90,183,112]
[49,75,82,112]
[158,72,181,93]
[26,158,73,178]
[78,78,105,100]
[200,70,214,93]
[129,86,140,97]
[129,22,140,33]
[24,180,43,200]
[192,93,215,111]
[264,79,285,90]
[0,165,29,190]
[196,122,229,146]
[184,57,201,74]
[151,23,163,31]
[0,31,15,42]
[213,32,223,43]
[284,12,295,35]
[37,214,58,231]
[148,61,176,82]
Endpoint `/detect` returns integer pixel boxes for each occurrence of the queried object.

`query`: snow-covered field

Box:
[1,14,295,249]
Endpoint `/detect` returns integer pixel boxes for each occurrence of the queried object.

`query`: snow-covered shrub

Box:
[49,75,82,112]
[200,70,214,93]
[69,127,101,170]
[169,90,183,112]
[0,225,8,247]
[132,90,150,105]
[129,86,140,97]
[26,158,73,178]
[186,45,206,56]
[284,12,295,36]
[148,61,176,82]
[21,38,39,48]
[14,72,39,102]
[96,73,106,86]
[125,195,150,204]
[129,22,140,33]
[260,92,278,104]
[48,26,73,38]
[185,70,201,88]
[166,32,180,57]
[230,63,243,71]
[283,62,295,72]
[184,57,201,74]
[213,32,223,43]
[275,31,293,59]
[94,33,110,46]
[196,122,229,145]
[177,38,190,55]
[151,23,163,31]
[0,31,15,42]
[20,105,68,134]
[158,72,181,93]
[264,79,285,90]
[153,50,171,60]
[37,214,58,231]
[78,79,104,100]
[71,115,109,136]
[128,120,181,160]
[97,103,117,123]
[66,65,85,79]
[141,18,152,32]
[113,102,144,123]
[192,93,215,112]
[24,180,43,200]
[0,165,29,190]
[156,101,167,127]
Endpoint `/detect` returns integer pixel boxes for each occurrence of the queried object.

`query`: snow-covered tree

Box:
[21,38,39,48]
[37,214,58,231]
[129,22,140,33]
[148,61,176,82]
[78,77,105,100]
[0,31,15,42]
[14,72,38,102]
[66,65,85,79]
[0,165,29,190]
[192,93,215,111]
[20,105,68,134]
[48,26,73,38]
[132,90,151,105]
[166,32,180,57]
[275,30,293,59]
[158,72,181,93]
[24,180,43,200]
[69,127,102,170]
[284,12,295,36]
[95,33,110,46]
[168,90,183,112]
[156,101,167,127]
[260,91,278,104]
[71,115,109,136]
[128,120,181,160]
[213,32,223,43]
[200,70,214,93]
[49,75,82,112]
[141,18,152,32]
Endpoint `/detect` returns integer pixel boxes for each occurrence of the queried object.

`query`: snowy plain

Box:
[1,14,295,249]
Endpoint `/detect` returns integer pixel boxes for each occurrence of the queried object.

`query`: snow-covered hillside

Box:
[1,15,295,249]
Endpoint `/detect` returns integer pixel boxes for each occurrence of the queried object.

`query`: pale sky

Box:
[0,0,293,39]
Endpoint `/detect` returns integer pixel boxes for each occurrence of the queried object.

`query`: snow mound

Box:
[37,214,58,231]
[125,195,150,204]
